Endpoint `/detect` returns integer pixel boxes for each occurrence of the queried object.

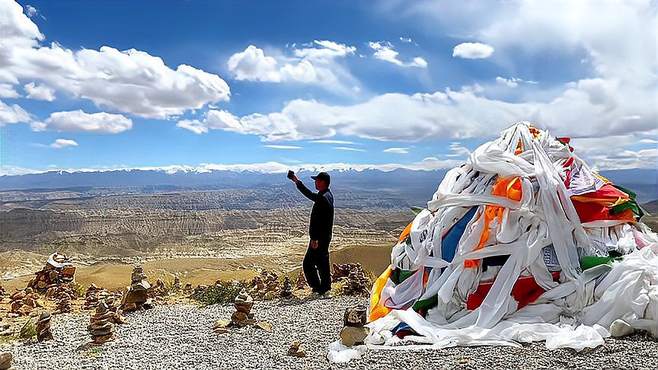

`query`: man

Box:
[288,171,334,297]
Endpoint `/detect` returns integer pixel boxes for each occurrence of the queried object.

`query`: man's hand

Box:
[290,174,300,184]
[310,240,319,249]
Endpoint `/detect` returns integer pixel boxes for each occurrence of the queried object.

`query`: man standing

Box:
[288,171,334,297]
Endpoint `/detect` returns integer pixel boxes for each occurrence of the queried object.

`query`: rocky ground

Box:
[3,296,658,370]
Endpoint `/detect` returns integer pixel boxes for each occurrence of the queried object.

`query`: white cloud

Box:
[452,42,494,59]
[186,76,656,142]
[226,41,358,94]
[0,0,230,119]
[24,82,55,101]
[50,138,78,149]
[383,147,409,154]
[311,139,356,145]
[446,142,471,157]
[399,37,413,43]
[0,99,30,125]
[495,76,538,88]
[39,110,132,134]
[227,45,281,82]
[368,41,428,68]
[0,84,20,98]
[263,145,302,150]
[570,133,658,170]
[24,4,38,18]
[334,146,366,152]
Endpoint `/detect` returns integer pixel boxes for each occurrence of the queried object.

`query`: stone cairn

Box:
[120,266,152,312]
[55,291,73,314]
[28,253,76,293]
[335,264,371,296]
[173,276,182,291]
[148,279,168,301]
[295,271,307,290]
[212,290,274,334]
[339,305,369,347]
[280,276,293,299]
[0,352,12,370]
[36,311,53,342]
[248,270,280,300]
[231,290,255,327]
[88,301,115,345]
[44,282,75,301]
[83,284,118,310]
[331,263,359,282]
[0,283,6,298]
[287,340,306,357]
[9,288,42,317]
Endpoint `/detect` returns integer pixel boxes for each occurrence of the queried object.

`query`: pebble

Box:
[3,297,658,369]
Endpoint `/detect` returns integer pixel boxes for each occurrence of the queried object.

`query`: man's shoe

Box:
[319,291,333,299]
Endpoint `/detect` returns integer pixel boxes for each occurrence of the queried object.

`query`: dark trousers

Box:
[303,239,331,294]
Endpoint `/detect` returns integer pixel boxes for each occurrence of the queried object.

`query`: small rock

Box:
[36,311,53,342]
[255,321,273,332]
[287,340,306,357]
[0,352,12,370]
[610,319,635,338]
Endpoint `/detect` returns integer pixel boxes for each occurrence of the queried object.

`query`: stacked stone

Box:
[45,283,76,301]
[249,270,280,299]
[295,270,307,290]
[339,305,369,346]
[341,265,371,296]
[0,352,12,370]
[120,266,153,312]
[173,276,182,291]
[55,291,73,314]
[88,301,115,344]
[331,263,360,282]
[0,284,5,298]
[36,311,53,342]
[82,284,102,310]
[27,253,76,293]
[231,290,255,327]
[280,276,293,299]
[9,288,42,317]
[148,279,167,298]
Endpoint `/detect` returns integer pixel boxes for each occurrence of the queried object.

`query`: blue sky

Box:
[0,0,656,174]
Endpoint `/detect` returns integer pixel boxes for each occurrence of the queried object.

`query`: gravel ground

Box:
[4,296,658,369]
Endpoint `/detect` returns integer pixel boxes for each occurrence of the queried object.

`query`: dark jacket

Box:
[296,181,334,241]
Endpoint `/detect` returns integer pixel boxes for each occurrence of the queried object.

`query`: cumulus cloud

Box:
[50,138,78,149]
[0,0,230,119]
[452,42,494,59]
[38,110,132,134]
[183,74,657,143]
[24,82,55,101]
[227,41,358,94]
[0,99,30,125]
[0,84,20,98]
[383,147,409,154]
[368,41,427,68]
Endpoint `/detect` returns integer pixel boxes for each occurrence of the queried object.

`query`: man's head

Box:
[311,172,330,191]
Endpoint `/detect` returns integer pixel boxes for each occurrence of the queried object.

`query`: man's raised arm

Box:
[288,172,320,202]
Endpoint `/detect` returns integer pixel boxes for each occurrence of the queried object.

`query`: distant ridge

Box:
[1,167,656,203]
